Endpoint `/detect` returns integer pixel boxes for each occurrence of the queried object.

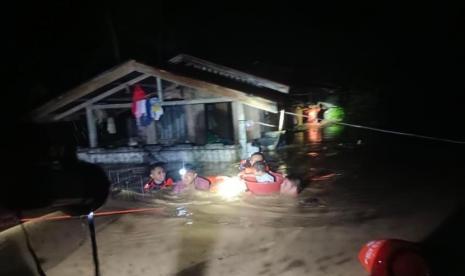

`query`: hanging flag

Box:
[140,98,154,127]
[131,84,147,127]
[131,84,147,119]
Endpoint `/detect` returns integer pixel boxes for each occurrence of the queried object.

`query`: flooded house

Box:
[31,55,289,166]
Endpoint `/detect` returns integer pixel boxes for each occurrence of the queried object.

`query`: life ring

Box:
[359,239,430,276]
[243,172,284,195]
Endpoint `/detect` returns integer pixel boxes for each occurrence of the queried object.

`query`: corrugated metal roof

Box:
[169,54,289,94]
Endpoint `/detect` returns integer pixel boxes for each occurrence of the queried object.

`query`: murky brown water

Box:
[2,126,465,275]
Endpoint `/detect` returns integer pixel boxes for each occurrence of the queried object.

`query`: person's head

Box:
[280,175,302,196]
[181,164,198,186]
[250,152,265,166]
[287,176,302,192]
[253,161,267,176]
[149,162,166,184]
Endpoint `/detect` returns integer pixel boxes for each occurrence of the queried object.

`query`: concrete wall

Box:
[77,144,240,164]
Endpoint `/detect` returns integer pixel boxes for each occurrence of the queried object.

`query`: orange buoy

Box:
[358,239,430,276]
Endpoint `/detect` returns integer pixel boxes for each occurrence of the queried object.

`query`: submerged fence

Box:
[104,165,147,193]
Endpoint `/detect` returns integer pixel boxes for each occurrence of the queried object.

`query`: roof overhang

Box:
[31,60,279,122]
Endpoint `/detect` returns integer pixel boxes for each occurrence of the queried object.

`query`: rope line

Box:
[20,207,165,223]
[283,111,465,144]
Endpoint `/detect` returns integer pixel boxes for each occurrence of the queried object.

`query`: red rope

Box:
[20,214,72,222]
[20,207,164,223]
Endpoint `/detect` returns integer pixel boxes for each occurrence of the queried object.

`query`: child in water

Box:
[253,161,275,183]
[239,152,269,176]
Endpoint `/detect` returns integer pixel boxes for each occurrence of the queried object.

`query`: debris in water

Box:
[311,172,336,181]
[300,197,327,208]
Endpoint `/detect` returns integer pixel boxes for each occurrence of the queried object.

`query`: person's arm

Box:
[239,159,251,171]
[195,177,211,191]
[171,181,183,193]
[143,180,153,192]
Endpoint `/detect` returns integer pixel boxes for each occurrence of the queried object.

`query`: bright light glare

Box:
[216,176,247,199]
[179,168,186,175]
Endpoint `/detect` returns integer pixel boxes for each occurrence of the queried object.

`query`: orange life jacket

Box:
[143,178,174,192]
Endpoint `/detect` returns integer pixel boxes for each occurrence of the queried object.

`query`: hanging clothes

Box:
[149,97,164,120]
[107,117,116,134]
[94,109,107,124]
[131,84,147,127]
[135,100,147,118]
[140,99,154,127]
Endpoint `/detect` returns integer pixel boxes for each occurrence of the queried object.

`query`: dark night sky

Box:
[4,1,465,136]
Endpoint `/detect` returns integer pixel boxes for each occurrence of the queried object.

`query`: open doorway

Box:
[205,102,234,145]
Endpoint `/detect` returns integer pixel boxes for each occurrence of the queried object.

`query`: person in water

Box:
[239,152,268,174]
[250,152,265,166]
[253,161,275,183]
[143,162,174,192]
[172,165,210,194]
[280,175,302,197]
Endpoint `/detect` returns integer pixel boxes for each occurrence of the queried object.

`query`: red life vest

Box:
[143,178,174,192]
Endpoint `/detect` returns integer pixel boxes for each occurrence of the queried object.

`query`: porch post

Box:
[278,109,285,131]
[156,77,163,101]
[233,102,247,159]
[86,106,98,148]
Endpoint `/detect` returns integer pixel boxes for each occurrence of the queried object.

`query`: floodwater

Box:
[1,125,465,275]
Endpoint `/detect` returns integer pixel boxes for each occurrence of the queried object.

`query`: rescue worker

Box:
[143,162,174,192]
[172,164,210,194]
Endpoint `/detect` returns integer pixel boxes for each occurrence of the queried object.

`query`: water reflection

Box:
[323,124,344,140]
[307,126,322,143]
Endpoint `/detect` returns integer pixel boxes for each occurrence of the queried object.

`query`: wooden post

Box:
[232,102,239,144]
[278,109,285,131]
[295,106,303,126]
[157,77,163,101]
[233,102,247,159]
[86,106,98,148]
